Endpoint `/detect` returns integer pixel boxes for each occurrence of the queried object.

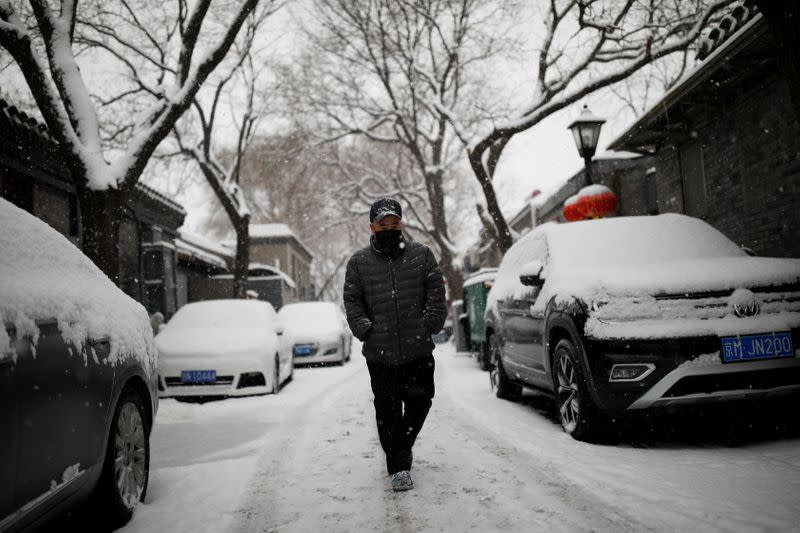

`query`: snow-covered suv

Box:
[483,214,800,442]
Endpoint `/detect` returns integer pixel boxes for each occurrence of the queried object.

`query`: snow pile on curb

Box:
[0,199,155,371]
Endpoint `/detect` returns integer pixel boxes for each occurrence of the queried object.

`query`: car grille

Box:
[663,367,800,397]
[164,375,234,387]
[596,285,800,322]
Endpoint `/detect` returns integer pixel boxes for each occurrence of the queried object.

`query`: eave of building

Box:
[0,95,186,221]
[609,13,768,153]
[250,234,314,261]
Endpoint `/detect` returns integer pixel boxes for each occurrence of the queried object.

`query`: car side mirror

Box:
[157,324,167,334]
[519,260,545,288]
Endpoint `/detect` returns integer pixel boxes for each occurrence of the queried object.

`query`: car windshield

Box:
[547,214,746,270]
[166,300,274,329]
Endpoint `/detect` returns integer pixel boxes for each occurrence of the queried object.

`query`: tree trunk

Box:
[754,1,800,124]
[423,170,464,299]
[438,247,463,304]
[467,142,514,254]
[233,216,251,298]
[77,184,124,283]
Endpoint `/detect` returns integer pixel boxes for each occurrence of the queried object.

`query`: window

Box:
[645,168,658,215]
[142,238,178,318]
[1,171,34,213]
[679,140,707,218]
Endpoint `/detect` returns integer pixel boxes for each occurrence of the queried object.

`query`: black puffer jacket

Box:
[343,239,446,366]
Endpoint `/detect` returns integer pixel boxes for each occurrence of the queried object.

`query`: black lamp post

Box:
[567,105,606,186]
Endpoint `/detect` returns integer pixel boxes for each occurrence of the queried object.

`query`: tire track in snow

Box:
[435,357,648,533]
[230,351,648,532]
[230,358,394,533]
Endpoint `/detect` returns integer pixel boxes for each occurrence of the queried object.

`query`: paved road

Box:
[122,343,800,533]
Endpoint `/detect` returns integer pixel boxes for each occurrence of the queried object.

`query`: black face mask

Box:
[374,229,403,255]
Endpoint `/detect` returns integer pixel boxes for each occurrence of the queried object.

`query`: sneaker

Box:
[390,470,413,491]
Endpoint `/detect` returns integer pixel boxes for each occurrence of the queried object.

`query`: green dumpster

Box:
[462,268,497,370]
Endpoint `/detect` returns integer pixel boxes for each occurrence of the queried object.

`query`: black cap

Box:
[369,198,402,223]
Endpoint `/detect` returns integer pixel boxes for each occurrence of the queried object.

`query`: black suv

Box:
[484,214,800,442]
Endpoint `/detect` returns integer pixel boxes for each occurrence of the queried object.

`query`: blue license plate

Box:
[181,370,216,383]
[720,332,794,363]
[293,345,311,356]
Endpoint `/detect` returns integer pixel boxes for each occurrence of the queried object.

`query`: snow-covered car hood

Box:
[543,256,800,305]
[155,327,277,359]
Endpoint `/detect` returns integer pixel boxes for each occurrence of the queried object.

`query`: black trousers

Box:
[367,354,435,475]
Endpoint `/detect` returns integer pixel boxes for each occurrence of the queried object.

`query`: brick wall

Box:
[651,74,800,258]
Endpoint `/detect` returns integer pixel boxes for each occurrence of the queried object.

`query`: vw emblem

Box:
[729,288,761,318]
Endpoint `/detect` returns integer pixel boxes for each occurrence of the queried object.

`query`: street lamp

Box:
[567,105,606,186]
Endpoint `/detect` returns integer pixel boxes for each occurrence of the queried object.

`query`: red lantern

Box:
[575,185,617,219]
[562,194,585,221]
[562,185,618,222]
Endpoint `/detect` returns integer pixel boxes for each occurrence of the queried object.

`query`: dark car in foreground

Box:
[484,214,800,442]
[0,199,157,531]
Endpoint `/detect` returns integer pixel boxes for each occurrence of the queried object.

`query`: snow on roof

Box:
[176,229,232,269]
[249,223,314,259]
[593,150,643,161]
[250,223,295,239]
[248,262,297,289]
[135,182,186,216]
[0,198,156,372]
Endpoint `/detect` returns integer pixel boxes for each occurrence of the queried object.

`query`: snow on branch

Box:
[468,0,737,253]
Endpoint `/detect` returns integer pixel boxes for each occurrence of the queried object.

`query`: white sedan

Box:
[156,299,292,398]
[278,301,352,365]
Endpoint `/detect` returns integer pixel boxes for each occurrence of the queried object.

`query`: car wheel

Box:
[96,387,150,529]
[553,338,605,442]
[488,335,522,401]
[273,355,280,393]
[478,341,490,371]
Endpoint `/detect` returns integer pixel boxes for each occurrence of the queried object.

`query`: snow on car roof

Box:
[543,213,745,269]
[0,198,156,370]
[278,301,339,321]
[167,299,277,329]
[487,214,800,319]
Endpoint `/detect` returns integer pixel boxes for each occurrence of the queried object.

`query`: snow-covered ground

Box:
[121,342,800,533]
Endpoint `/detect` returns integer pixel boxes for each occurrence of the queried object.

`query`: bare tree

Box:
[170,12,274,298]
[0,0,280,279]
[234,130,367,302]
[467,0,736,252]
[296,0,516,296]
[608,49,692,118]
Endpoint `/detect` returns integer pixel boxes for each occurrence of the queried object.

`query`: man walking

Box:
[343,198,446,491]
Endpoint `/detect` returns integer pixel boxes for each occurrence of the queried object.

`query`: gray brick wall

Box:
[646,75,800,258]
